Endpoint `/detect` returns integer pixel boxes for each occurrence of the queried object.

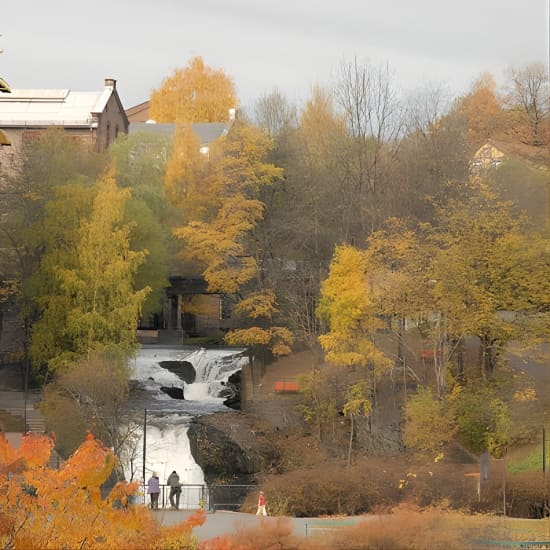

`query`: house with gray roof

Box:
[129,121,232,162]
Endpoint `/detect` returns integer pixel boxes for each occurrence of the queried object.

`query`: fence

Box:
[0,351,25,367]
[142,484,207,509]
[207,484,256,512]
[141,483,256,511]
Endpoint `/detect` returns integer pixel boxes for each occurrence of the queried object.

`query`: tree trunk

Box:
[480,334,498,378]
[456,337,465,383]
[347,415,354,467]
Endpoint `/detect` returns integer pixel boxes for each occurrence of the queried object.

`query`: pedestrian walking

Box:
[147,472,160,510]
[256,490,267,516]
[167,470,182,509]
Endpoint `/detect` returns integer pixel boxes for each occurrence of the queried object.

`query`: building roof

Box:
[129,121,231,145]
[473,138,549,169]
[0,129,10,145]
[126,100,150,122]
[0,77,10,93]
[0,80,122,128]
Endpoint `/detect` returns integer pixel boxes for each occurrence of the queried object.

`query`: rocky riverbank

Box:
[187,410,280,484]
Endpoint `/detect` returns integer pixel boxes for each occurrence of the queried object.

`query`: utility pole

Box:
[544,425,548,516]
[142,409,147,484]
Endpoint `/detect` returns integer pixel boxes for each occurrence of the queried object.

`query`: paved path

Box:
[0,389,45,433]
[154,509,368,542]
[0,389,63,467]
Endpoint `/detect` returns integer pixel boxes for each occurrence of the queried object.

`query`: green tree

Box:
[342,381,371,466]
[403,386,456,454]
[297,370,339,446]
[451,383,511,458]
[109,132,173,319]
[1,129,105,353]
[489,158,549,227]
[30,171,150,371]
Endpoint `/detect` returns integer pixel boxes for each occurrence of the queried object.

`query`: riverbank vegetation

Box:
[203,509,550,550]
[2,432,547,549]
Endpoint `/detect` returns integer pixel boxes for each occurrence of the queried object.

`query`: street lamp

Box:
[142,409,147,484]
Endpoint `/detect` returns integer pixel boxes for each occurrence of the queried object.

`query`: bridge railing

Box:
[139,483,256,511]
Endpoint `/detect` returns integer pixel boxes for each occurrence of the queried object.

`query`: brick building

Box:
[0,78,128,175]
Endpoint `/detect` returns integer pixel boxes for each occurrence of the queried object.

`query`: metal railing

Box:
[207,484,255,512]
[142,483,207,510]
[141,483,256,512]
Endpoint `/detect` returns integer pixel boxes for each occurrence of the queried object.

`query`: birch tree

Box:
[150,56,236,123]
[30,171,150,371]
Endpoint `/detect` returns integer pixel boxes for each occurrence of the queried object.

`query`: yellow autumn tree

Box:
[428,186,550,378]
[316,245,391,444]
[317,244,391,373]
[149,56,237,123]
[173,120,292,356]
[0,432,204,549]
[164,125,203,207]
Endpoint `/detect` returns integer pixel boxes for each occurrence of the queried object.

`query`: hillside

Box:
[188,344,550,518]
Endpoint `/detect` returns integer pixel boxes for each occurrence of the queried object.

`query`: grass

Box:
[508,449,545,474]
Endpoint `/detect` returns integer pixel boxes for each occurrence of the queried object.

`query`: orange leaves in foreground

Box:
[0,432,205,549]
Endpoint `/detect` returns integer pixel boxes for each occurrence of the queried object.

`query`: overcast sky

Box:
[1,0,548,111]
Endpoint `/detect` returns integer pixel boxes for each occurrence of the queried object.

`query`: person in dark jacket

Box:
[167,470,181,509]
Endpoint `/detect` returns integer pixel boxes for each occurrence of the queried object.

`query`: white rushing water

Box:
[123,346,248,508]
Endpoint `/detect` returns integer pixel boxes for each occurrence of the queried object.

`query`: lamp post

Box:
[142,409,147,485]
[544,423,549,517]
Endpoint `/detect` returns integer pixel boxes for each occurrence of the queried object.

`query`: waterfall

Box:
[124,345,248,508]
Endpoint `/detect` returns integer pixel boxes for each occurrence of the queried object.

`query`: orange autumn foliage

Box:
[0,432,205,549]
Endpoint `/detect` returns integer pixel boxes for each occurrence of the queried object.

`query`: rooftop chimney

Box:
[104,78,116,89]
